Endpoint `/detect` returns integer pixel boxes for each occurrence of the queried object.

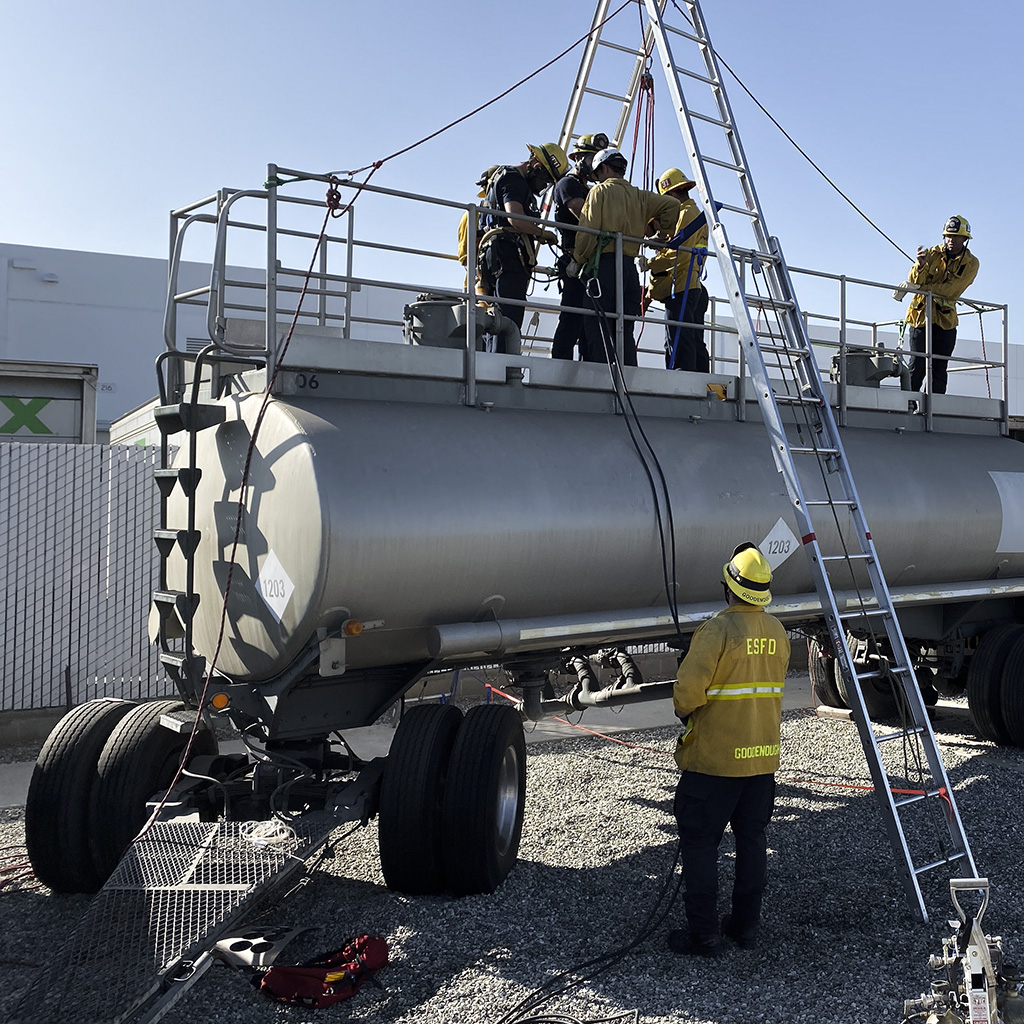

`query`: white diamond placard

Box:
[255,550,294,623]
[759,517,800,570]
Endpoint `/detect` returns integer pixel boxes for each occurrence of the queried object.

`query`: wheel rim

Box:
[494,745,521,858]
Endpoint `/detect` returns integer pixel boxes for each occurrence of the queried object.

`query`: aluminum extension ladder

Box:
[561,0,976,922]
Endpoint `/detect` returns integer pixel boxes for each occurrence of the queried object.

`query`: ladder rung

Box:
[875,725,925,744]
[820,552,871,561]
[855,669,885,682]
[596,38,647,57]
[583,86,630,103]
[775,394,824,407]
[914,851,968,876]
[690,110,732,131]
[672,63,717,88]
[756,342,809,356]
[716,202,757,219]
[806,498,853,506]
[702,154,746,174]
[743,294,796,310]
[838,607,890,621]
[663,22,702,44]
[790,446,840,456]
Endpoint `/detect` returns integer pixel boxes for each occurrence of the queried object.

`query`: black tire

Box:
[833,637,899,720]
[999,632,1024,747]
[378,703,464,894]
[967,624,1023,744]
[916,668,939,707]
[857,671,900,720]
[442,704,526,896]
[24,699,136,893]
[89,700,217,883]
[808,640,845,708]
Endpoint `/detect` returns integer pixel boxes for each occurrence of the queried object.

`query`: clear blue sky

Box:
[2,0,1020,328]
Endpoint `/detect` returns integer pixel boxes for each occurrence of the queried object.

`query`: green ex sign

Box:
[0,396,54,435]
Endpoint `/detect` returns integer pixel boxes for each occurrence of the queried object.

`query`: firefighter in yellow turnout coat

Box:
[668,543,790,957]
[895,214,979,395]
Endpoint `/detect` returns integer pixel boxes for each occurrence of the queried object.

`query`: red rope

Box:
[0,845,41,890]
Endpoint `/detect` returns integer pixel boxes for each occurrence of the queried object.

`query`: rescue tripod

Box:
[557,0,977,922]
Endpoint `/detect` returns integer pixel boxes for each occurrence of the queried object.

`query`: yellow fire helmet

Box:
[569,132,610,158]
[943,215,972,239]
[657,167,696,195]
[723,542,773,606]
[526,143,569,184]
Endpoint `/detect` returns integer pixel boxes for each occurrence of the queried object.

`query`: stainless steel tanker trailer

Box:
[22,170,1023,912]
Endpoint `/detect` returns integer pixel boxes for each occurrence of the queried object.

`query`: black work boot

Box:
[721,914,757,950]
[667,929,723,957]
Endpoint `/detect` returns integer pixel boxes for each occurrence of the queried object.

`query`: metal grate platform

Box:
[12,818,336,1024]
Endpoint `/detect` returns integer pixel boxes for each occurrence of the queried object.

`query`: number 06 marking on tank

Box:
[759,518,799,571]
[256,550,295,623]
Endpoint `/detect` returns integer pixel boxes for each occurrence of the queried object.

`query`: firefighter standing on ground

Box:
[669,543,790,957]
[478,143,568,338]
[570,148,680,365]
[644,167,711,372]
[894,215,979,395]
[550,133,608,360]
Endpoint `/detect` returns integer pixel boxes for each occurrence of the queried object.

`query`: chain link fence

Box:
[0,442,169,712]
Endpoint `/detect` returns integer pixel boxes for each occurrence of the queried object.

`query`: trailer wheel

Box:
[442,704,526,896]
[998,632,1024,747]
[378,703,463,894]
[966,624,1022,744]
[916,668,939,707]
[89,700,217,884]
[808,640,845,708]
[24,698,136,893]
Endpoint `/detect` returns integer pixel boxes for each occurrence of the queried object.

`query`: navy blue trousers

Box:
[907,324,957,394]
[665,287,710,371]
[673,771,776,941]
[581,254,640,365]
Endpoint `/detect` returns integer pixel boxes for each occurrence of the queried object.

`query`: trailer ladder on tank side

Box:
[562,0,976,922]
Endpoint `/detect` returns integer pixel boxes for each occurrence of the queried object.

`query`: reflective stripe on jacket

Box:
[673,603,790,776]
[905,245,979,331]
[647,198,709,301]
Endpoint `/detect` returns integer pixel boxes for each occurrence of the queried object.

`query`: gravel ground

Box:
[2,702,1023,1024]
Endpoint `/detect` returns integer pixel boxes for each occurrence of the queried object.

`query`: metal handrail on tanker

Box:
[160,164,1008,442]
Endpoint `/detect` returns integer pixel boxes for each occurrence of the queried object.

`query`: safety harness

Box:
[477,166,540,289]
[655,208,713,368]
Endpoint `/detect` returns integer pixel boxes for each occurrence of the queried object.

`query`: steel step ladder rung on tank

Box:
[567,0,975,923]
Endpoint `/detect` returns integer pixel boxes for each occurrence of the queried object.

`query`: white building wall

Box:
[1,245,211,432]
